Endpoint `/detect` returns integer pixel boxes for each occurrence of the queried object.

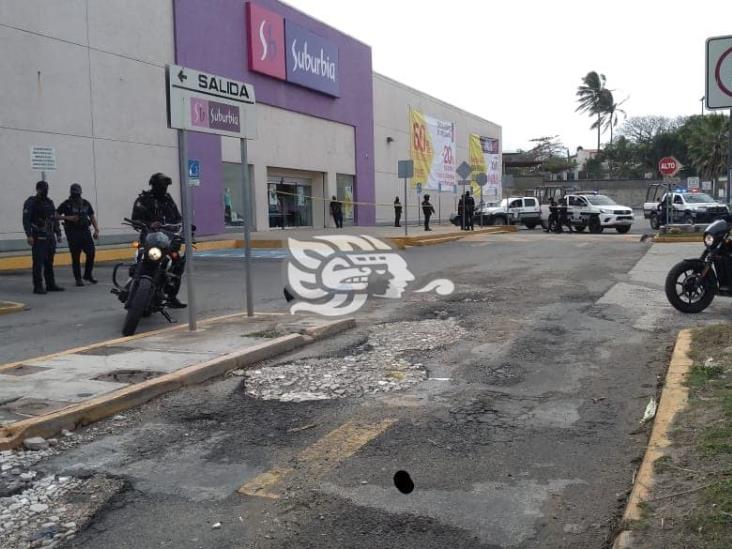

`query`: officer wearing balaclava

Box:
[130,173,186,308]
[22,181,64,294]
[57,183,99,286]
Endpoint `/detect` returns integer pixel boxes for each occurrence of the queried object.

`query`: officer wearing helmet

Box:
[130,173,186,308]
[57,183,99,286]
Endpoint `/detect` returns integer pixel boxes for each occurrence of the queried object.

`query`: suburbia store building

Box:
[0,1,500,247]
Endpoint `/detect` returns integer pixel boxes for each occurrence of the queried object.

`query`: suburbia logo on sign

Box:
[285,20,339,96]
[191,98,241,133]
[246,2,286,80]
[245,2,340,97]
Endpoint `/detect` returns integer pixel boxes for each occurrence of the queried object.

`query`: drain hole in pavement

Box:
[394,470,414,494]
[92,369,165,383]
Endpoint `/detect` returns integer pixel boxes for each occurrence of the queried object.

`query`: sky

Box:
[285,0,732,153]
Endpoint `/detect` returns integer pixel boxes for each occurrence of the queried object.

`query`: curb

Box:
[388,226,517,249]
[0,301,25,316]
[653,236,703,243]
[0,317,355,450]
[612,329,693,548]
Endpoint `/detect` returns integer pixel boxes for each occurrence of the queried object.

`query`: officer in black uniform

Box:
[23,181,64,294]
[130,173,186,308]
[57,184,99,286]
[465,191,476,231]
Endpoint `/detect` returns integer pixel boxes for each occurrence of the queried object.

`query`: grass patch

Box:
[653,455,673,474]
[687,364,725,388]
[685,480,732,546]
[698,425,732,456]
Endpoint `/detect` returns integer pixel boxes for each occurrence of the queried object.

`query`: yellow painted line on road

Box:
[238,418,396,499]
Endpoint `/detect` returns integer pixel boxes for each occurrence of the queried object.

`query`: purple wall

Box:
[174,0,375,234]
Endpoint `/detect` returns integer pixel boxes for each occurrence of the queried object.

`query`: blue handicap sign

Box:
[188,160,200,179]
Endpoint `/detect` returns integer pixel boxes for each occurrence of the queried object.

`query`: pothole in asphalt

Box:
[394,470,414,494]
[92,369,165,384]
[242,319,467,402]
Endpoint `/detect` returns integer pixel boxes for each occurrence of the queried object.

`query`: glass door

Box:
[268,176,312,228]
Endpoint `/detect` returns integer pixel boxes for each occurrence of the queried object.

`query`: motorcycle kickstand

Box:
[160,308,176,324]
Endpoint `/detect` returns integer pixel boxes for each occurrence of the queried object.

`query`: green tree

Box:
[582,156,605,179]
[598,89,627,145]
[599,136,643,178]
[576,71,608,150]
[685,114,729,185]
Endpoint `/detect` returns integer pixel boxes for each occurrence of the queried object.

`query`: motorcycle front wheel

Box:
[665,261,715,313]
[122,277,153,336]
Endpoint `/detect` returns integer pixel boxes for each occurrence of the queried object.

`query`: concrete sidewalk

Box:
[0,312,354,448]
[0,224,514,271]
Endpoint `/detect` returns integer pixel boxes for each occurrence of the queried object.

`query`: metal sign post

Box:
[166,64,257,327]
[241,139,254,317]
[398,160,414,237]
[437,183,442,225]
[177,130,197,330]
[475,172,487,227]
[416,183,422,228]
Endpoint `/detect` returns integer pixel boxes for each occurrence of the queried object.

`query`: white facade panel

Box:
[0,128,94,240]
[87,0,174,65]
[93,139,179,234]
[0,0,88,45]
[0,26,92,136]
[90,50,175,146]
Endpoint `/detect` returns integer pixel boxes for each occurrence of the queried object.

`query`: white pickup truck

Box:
[642,184,729,229]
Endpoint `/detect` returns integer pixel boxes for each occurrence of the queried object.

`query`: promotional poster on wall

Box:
[469,134,502,202]
[409,109,456,191]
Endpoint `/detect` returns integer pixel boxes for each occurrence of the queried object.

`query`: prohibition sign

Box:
[715,46,732,98]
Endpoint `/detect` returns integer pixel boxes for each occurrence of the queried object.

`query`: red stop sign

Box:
[658,156,680,176]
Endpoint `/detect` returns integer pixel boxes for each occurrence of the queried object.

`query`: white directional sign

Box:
[706,35,732,110]
[167,64,257,138]
[30,147,56,171]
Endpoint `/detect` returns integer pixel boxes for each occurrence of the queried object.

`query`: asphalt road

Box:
[14,228,716,549]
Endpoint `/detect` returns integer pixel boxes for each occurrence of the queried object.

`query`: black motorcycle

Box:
[665,218,732,313]
[112,218,187,336]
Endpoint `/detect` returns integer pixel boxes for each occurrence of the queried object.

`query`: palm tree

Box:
[686,114,729,187]
[598,89,628,145]
[576,71,607,150]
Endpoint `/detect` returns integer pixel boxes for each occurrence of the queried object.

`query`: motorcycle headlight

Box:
[704,234,715,247]
[147,247,163,261]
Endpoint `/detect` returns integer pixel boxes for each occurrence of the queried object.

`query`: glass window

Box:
[585,195,617,206]
[336,174,354,225]
[524,198,537,207]
[509,199,522,208]
[222,162,254,227]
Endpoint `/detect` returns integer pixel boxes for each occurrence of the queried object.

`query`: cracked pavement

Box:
[3,233,729,548]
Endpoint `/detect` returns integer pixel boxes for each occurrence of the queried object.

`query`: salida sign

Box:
[246,2,340,97]
[658,156,680,177]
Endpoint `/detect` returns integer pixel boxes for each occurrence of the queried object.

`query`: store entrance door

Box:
[268,176,313,228]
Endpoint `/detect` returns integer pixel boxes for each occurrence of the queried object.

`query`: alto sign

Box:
[658,156,681,177]
[167,64,257,139]
[246,2,340,97]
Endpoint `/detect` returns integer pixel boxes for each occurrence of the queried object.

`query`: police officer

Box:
[57,184,99,286]
[393,196,402,227]
[422,194,435,231]
[465,191,476,231]
[131,173,186,308]
[23,181,64,294]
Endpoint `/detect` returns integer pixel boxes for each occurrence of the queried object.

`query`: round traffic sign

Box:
[715,47,732,97]
[658,156,680,177]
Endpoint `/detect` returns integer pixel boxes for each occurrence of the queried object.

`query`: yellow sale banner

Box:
[410,109,456,190]
[469,133,501,201]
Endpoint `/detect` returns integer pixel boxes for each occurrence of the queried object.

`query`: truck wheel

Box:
[589,216,603,233]
[574,225,586,232]
[525,223,537,230]
[493,216,506,226]
[683,212,694,225]
[649,213,659,230]
[616,226,631,234]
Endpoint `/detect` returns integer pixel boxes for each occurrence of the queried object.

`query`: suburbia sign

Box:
[245,2,340,97]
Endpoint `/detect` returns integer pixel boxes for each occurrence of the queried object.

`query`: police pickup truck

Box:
[472,197,542,228]
[642,183,728,229]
